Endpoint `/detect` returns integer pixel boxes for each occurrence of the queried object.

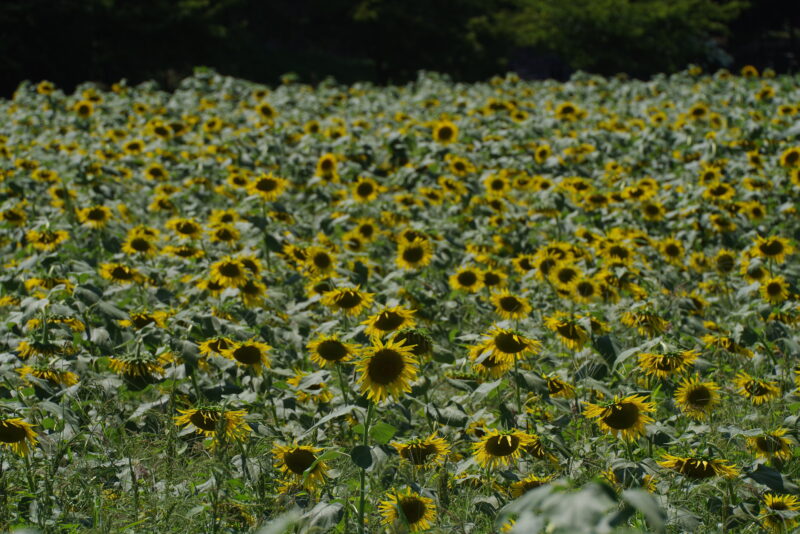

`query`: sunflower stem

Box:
[513,356,523,419]
[358,402,374,534]
[336,363,351,406]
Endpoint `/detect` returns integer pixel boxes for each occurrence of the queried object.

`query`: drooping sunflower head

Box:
[473,429,533,469]
[637,350,698,379]
[658,453,739,479]
[272,443,327,488]
[198,337,235,357]
[542,374,575,399]
[392,433,450,467]
[379,487,437,532]
[761,493,800,532]
[109,352,166,379]
[674,375,720,420]
[307,334,359,367]
[355,337,418,403]
[510,474,555,498]
[99,263,143,284]
[363,306,416,339]
[583,395,655,441]
[543,312,590,350]
[392,329,433,358]
[482,326,541,363]
[752,235,794,264]
[0,417,38,456]
[16,363,78,387]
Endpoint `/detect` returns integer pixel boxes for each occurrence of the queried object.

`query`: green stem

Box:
[358,403,374,534]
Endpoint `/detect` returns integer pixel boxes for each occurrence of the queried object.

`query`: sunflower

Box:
[122,233,158,257]
[752,236,794,264]
[473,429,534,468]
[272,443,327,488]
[321,286,374,316]
[674,376,720,420]
[363,306,416,339]
[542,374,575,398]
[239,279,267,307]
[391,329,433,359]
[433,120,458,144]
[73,99,94,118]
[287,370,333,404]
[99,263,143,284]
[543,312,590,350]
[760,276,791,304]
[620,310,668,337]
[26,229,70,251]
[637,350,698,378]
[734,372,780,405]
[143,162,168,181]
[355,337,418,402]
[209,257,249,288]
[175,407,250,445]
[379,487,437,532]
[583,395,655,441]
[248,173,288,202]
[449,267,484,293]
[118,310,169,330]
[16,364,78,387]
[351,176,382,202]
[222,339,272,374]
[658,454,738,479]
[315,153,339,183]
[166,217,203,240]
[470,342,514,378]
[208,224,241,244]
[303,246,337,276]
[109,352,166,379]
[0,205,27,226]
[396,238,434,270]
[76,205,113,229]
[163,245,204,259]
[510,474,555,498]
[307,334,359,368]
[779,146,800,167]
[476,326,541,364]
[747,429,794,462]
[392,433,450,466]
[490,290,531,320]
[761,493,800,532]
[0,418,38,456]
[199,337,235,358]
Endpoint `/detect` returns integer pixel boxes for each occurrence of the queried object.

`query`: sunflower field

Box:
[1,66,800,533]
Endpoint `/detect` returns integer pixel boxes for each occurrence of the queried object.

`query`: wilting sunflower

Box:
[620,310,669,337]
[542,374,575,398]
[470,342,514,378]
[99,263,143,284]
[272,443,327,489]
[392,329,433,359]
[118,310,169,330]
[355,337,418,402]
[473,429,534,468]
[760,493,800,532]
[363,306,416,339]
[674,376,720,420]
[307,334,359,368]
[734,372,780,405]
[637,350,698,379]
[209,257,249,288]
[287,370,333,404]
[17,364,78,387]
[658,453,738,479]
[321,286,374,316]
[490,290,531,320]
[175,407,250,445]
[510,474,555,498]
[198,337,235,358]
[0,417,38,456]
[222,339,272,374]
[432,120,458,144]
[583,395,655,441]
[76,205,113,229]
[248,173,288,202]
[166,217,203,240]
[392,433,450,467]
[760,276,791,304]
[396,238,434,270]
[543,312,590,350]
[109,352,166,379]
[747,428,794,462]
[751,235,794,264]
[379,487,437,532]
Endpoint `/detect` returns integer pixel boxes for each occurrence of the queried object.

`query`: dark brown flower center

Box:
[374,311,406,331]
[189,410,220,431]
[130,238,152,252]
[399,497,426,524]
[218,262,242,278]
[367,349,405,385]
[334,291,362,309]
[401,443,438,465]
[0,421,28,443]
[457,271,478,286]
[111,266,133,280]
[687,386,712,406]
[760,240,784,256]
[602,402,640,430]
[357,183,374,197]
[756,435,783,453]
[232,345,262,365]
[437,126,453,141]
[256,178,277,192]
[313,252,332,269]
[494,332,526,353]
[284,448,316,474]
[402,246,425,264]
[317,340,348,361]
[484,434,520,456]
[499,296,522,312]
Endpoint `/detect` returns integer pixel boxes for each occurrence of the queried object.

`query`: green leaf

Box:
[621,489,666,533]
[350,445,373,469]
[369,422,397,444]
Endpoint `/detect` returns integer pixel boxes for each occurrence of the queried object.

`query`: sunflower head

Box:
[392,433,450,467]
[379,487,437,532]
[658,453,738,479]
[355,337,419,403]
[0,418,38,456]
[175,407,250,446]
[272,443,327,489]
[473,429,534,469]
[583,395,655,441]
[674,375,720,420]
[321,287,374,316]
[222,339,272,374]
[307,334,359,367]
[363,306,416,339]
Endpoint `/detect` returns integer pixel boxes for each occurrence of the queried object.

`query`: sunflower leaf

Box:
[621,489,666,533]
[369,422,397,444]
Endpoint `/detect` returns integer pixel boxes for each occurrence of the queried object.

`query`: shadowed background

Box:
[1,0,798,95]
